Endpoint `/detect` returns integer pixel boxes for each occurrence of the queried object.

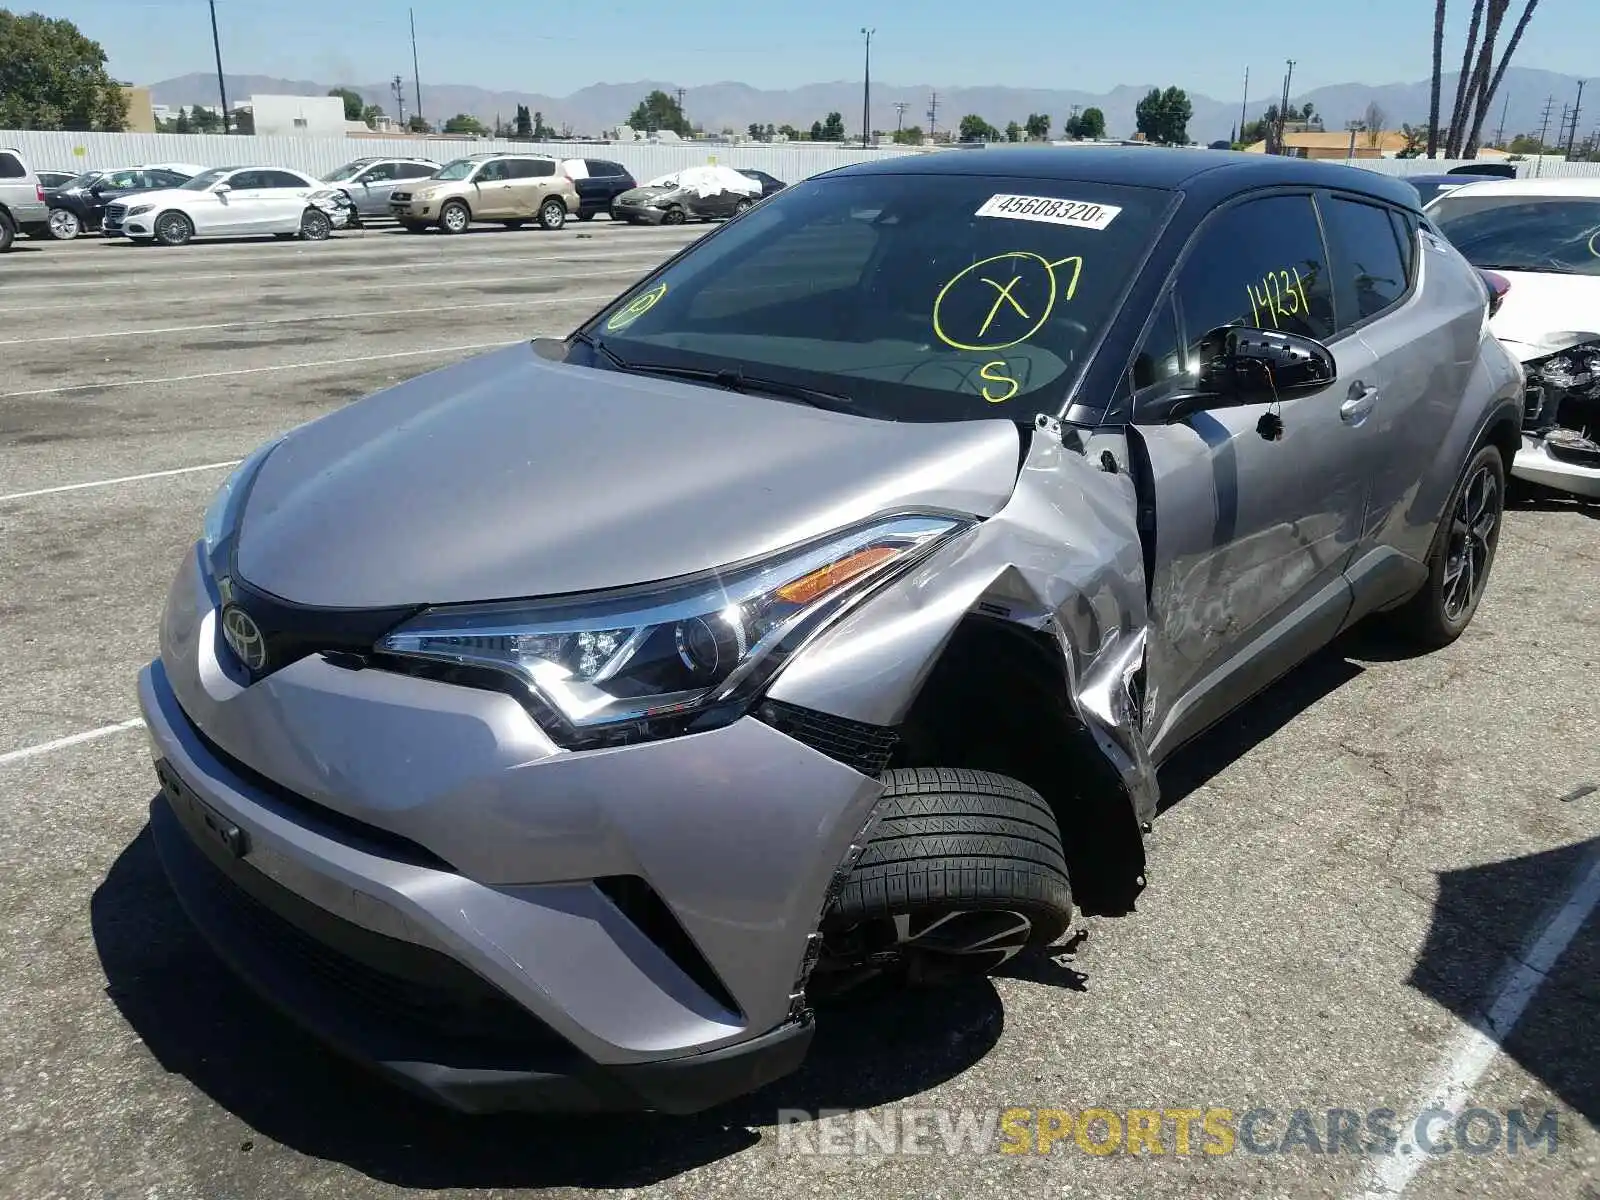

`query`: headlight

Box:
[377,514,967,745]
[1522,338,1600,426]
[126,204,154,217]
[202,439,282,557]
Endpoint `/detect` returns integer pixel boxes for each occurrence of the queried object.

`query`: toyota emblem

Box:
[221,605,268,672]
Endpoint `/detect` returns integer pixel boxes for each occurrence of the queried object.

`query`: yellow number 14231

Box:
[1247,267,1311,329]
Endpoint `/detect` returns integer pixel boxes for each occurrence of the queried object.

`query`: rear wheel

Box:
[48,208,81,240]
[539,198,566,230]
[153,210,194,246]
[438,200,470,234]
[577,210,595,221]
[661,206,687,226]
[0,210,15,253]
[1387,442,1506,648]
[299,208,332,241]
[813,768,1073,997]
[733,197,753,216]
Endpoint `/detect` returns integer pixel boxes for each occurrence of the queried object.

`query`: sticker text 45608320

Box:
[975,194,1121,231]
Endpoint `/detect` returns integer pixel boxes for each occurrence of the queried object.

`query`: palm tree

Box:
[1461,0,1512,157]
[1447,0,1486,156]
[1427,0,1448,156]
[1464,0,1541,153]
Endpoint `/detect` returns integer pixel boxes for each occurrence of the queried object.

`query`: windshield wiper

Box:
[572,331,858,413]
[1474,260,1587,276]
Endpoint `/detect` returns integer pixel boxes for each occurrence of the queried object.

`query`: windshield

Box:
[432,158,478,181]
[64,170,103,190]
[1428,194,1600,276]
[181,168,232,192]
[321,161,371,182]
[578,172,1172,421]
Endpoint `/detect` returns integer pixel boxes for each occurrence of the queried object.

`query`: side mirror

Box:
[212,182,231,194]
[1160,325,1337,422]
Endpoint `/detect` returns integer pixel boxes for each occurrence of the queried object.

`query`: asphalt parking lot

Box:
[0,221,1596,1200]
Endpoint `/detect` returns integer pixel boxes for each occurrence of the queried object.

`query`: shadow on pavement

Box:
[1407,837,1599,1125]
[91,824,1003,1189]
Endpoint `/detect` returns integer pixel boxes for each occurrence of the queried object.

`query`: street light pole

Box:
[208,0,230,134]
[861,28,875,148]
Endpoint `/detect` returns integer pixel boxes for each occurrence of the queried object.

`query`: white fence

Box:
[6,128,1598,183]
[0,129,923,183]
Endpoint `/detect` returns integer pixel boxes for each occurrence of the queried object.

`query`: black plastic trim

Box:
[755,700,898,778]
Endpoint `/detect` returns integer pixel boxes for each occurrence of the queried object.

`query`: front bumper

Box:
[613,202,669,224]
[137,543,885,1111]
[388,198,438,220]
[1512,433,1600,499]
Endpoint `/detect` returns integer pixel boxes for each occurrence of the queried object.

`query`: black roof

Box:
[828,146,1422,210]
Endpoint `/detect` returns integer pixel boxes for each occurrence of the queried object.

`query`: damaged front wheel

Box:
[811,768,1074,998]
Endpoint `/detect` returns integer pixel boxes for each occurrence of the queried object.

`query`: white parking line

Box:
[1351,839,1600,1199]
[0,719,145,768]
[0,461,242,503]
[0,340,521,399]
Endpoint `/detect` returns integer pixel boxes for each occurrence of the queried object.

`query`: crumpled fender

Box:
[765,425,1160,826]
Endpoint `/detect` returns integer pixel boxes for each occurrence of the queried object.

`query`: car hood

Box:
[235,344,1025,608]
[617,185,674,202]
[1487,270,1600,352]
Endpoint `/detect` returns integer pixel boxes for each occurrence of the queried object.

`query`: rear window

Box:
[581,172,1173,422]
[509,158,556,178]
[0,153,25,179]
[1320,196,1411,327]
[1428,194,1600,277]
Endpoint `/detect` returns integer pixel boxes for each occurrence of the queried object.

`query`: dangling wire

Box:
[1256,362,1285,441]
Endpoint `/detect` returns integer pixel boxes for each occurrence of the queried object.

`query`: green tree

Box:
[514,103,532,137]
[891,124,923,145]
[1023,112,1051,140]
[407,114,432,133]
[173,107,191,134]
[0,9,127,130]
[532,110,554,138]
[1134,87,1190,144]
[442,112,487,135]
[818,111,846,140]
[777,123,799,139]
[328,87,364,122]
[1005,120,1021,142]
[1076,106,1106,139]
[764,122,775,140]
[232,108,254,135]
[360,103,383,128]
[747,122,765,141]
[809,120,823,141]
[189,104,221,134]
[627,89,692,136]
[958,113,999,141]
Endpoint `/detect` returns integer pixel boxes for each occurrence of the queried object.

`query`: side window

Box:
[588,160,621,177]
[152,170,188,187]
[0,154,24,179]
[360,163,397,183]
[226,171,262,190]
[1129,297,1186,393]
[475,161,508,182]
[1321,196,1410,327]
[1172,194,1337,345]
[1389,208,1418,284]
[519,158,555,178]
[399,163,435,179]
[268,171,310,189]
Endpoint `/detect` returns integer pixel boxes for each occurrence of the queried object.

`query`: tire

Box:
[438,200,470,234]
[577,210,595,221]
[733,198,753,216]
[539,198,566,230]
[501,219,527,230]
[814,768,1073,994]
[153,210,194,246]
[0,210,14,253]
[661,206,687,226]
[1387,442,1506,648]
[299,208,332,241]
[47,207,81,240]
[399,219,428,234]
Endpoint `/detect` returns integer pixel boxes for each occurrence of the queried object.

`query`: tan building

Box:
[1243,129,1512,160]
[120,85,156,133]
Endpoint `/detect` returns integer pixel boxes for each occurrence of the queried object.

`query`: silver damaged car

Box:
[139,148,1526,1114]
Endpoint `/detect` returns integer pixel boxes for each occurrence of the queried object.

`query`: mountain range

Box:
[147,67,1592,146]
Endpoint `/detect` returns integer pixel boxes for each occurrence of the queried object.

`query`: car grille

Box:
[755,700,898,777]
[105,202,127,224]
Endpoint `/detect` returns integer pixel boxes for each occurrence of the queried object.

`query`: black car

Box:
[36,170,76,190]
[560,158,638,221]
[736,168,787,199]
[46,165,197,240]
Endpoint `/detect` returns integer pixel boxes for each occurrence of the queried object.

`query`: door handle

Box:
[1341,382,1378,424]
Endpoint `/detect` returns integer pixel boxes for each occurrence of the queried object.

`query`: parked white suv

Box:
[0,146,50,251]
[105,165,338,245]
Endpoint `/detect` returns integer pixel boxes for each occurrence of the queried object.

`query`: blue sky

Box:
[42,0,1597,99]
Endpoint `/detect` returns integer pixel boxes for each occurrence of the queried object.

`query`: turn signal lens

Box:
[775,546,900,605]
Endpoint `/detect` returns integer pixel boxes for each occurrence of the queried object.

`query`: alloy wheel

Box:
[48,208,80,240]
[1442,462,1501,621]
[813,907,1036,994]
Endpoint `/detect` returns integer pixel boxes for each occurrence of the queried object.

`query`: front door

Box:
[1129,191,1382,761]
[470,160,515,217]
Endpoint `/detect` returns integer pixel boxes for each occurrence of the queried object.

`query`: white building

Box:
[248,94,348,138]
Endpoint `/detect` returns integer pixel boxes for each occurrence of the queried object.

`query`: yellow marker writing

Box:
[605,282,667,332]
[932,252,1084,352]
[979,360,1020,403]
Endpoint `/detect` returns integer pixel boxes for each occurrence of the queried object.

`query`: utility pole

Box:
[1239,65,1249,146]
[1273,59,1295,155]
[927,91,939,141]
[409,7,423,128]
[860,27,875,148]
[893,101,907,135]
[1493,90,1510,148]
[392,75,407,128]
[208,0,230,134]
[1566,80,1586,159]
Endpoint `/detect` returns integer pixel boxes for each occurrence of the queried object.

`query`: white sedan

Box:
[103,165,341,246]
[1427,177,1600,499]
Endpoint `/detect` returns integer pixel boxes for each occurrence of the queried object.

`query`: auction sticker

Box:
[976,194,1121,230]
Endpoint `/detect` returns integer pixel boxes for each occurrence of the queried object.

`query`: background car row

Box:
[2,144,790,251]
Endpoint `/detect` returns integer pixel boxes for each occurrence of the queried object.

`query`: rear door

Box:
[1318,191,1485,616]
[256,169,316,232]
[1128,190,1384,760]
[507,157,557,216]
